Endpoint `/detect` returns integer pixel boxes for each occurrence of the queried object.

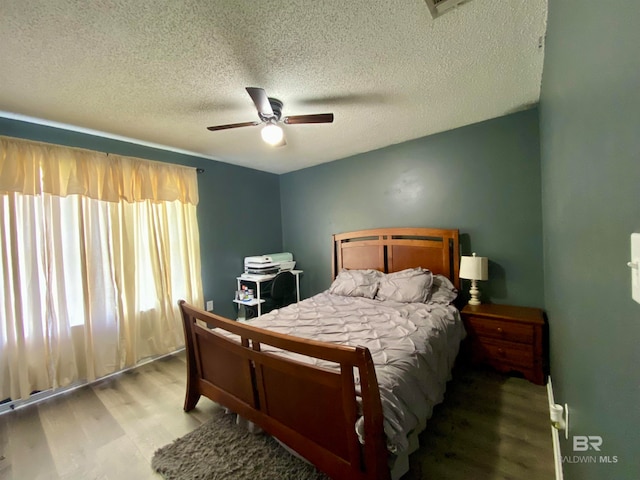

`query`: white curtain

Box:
[0,136,203,401]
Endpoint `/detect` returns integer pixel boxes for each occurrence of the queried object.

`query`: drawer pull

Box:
[497,348,506,356]
[496,327,503,334]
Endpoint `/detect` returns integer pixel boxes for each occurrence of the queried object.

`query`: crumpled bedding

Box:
[236,291,466,455]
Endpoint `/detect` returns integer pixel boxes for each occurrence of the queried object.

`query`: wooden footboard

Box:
[179,301,390,480]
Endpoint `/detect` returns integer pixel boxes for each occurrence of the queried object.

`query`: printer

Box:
[243,252,296,276]
[244,255,279,275]
[265,252,296,271]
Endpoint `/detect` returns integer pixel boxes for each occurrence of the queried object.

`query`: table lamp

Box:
[459,252,489,305]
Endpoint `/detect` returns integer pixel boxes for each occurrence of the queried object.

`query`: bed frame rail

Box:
[179,300,389,480]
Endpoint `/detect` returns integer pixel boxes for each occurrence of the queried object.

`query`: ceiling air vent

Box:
[424,0,474,18]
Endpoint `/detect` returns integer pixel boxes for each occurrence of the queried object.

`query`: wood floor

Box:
[405,364,555,479]
[0,352,554,480]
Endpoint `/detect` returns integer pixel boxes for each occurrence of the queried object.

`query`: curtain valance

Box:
[0,136,199,205]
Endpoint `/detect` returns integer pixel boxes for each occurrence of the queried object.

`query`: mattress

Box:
[238,291,466,455]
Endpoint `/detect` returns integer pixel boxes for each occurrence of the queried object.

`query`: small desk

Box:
[235,270,303,317]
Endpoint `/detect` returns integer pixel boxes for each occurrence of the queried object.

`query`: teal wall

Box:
[539,1,640,479]
[0,118,283,319]
[280,109,544,307]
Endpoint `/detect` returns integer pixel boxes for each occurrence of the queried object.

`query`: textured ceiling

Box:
[0,0,548,174]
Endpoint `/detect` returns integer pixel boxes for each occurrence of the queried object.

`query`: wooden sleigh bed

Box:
[179,227,461,480]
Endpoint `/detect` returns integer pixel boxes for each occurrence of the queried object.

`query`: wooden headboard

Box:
[332,227,460,289]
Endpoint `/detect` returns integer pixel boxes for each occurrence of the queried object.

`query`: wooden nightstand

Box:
[461,304,547,385]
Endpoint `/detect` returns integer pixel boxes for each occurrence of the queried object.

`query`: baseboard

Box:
[547,376,564,480]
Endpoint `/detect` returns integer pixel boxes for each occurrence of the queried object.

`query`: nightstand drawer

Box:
[473,338,534,368]
[465,316,534,344]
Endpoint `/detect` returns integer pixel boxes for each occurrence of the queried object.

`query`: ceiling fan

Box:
[206,87,334,146]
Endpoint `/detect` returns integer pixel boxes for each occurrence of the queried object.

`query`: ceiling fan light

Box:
[261,123,283,145]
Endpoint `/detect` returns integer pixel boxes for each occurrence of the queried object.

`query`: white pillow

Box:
[375,268,433,303]
[427,274,458,304]
[329,269,382,299]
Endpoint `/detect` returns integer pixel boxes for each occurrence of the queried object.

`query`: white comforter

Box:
[238,291,466,454]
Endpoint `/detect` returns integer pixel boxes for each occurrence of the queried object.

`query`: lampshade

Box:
[459,253,488,281]
[261,122,283,145]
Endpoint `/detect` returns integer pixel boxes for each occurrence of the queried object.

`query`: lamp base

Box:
[468,279,482,305]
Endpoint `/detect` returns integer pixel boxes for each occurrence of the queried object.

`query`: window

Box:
[0,136,203,401]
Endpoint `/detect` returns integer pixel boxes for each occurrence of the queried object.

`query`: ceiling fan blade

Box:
[206,121,259,131]
[283,113,334,125]
[246,87,274,118]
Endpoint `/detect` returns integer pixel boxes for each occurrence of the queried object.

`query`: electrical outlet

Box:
[206,300,214,311]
